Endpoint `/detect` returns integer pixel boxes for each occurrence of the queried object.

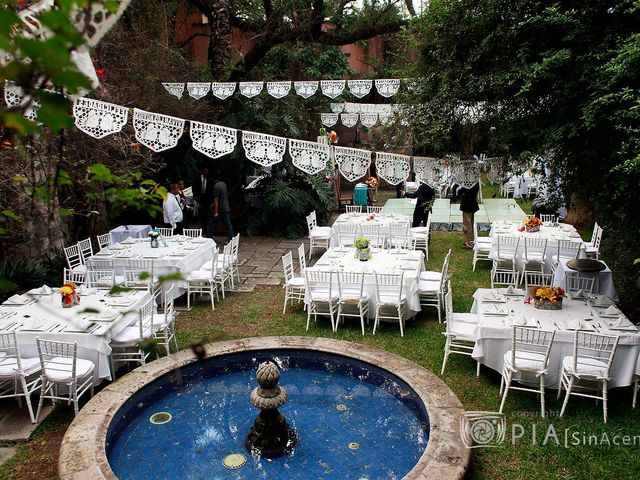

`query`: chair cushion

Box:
[448,319,477,340]
[152,313,172,328]
[476,237,492,245]
[286,277,305,288]
[72,265,87,274]
[584,246,598,254]
[419,271,442,282]
[504,350,546,372]
[452,312,479,324]
[377,293,406,305]
[188,270,213,281]
[339,292,369,303]
[417,280,440,294]
[523,252,545,262]
[411,227,429,233]
[0,357,40,377]
[44,357,94,382]
[112,326,150,343]
[562,356,609,379]
[310,227,332,239]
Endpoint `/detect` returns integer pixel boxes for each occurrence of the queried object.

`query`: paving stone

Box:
[245,272,267,278]
[251,266,272,274]
[0,447,16,468]
[252,277,282,286]
[0,399,53,441]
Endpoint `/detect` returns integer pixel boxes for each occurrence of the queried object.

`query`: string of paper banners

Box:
[321,103,404,128]
[162,79,403,100]
[4,85,479,187]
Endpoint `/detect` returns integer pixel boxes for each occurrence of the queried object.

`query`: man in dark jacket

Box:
[459,182,480,248]
[405,182,435,228]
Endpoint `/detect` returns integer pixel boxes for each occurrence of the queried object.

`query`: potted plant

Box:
[354,237,370,261]
[532,286,565,310]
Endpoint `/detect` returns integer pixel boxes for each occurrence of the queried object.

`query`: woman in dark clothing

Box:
[405,182,435,228]
[459,182,480,248]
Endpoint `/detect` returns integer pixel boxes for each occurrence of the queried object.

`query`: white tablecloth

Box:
[490,221,585,271]
[470,288,640,389]
[109,225,151,244]
[87,236,215,299]
[306,247,424,320]
[330,213,412,247]
[0,289,152,383]
[553,258,619,302]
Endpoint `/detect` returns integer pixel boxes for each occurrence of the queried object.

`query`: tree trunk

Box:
[208,0,231,78]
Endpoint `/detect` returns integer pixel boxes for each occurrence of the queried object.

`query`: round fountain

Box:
[245,361,297,457]
[59,337,470,479]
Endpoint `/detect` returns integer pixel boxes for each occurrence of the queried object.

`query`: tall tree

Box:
[187,0,409,79]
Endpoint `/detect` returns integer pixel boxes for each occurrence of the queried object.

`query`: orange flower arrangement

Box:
[524,216,542,228]
[534,286,565,303]
[366,176,378,188]
[60,282,78,306]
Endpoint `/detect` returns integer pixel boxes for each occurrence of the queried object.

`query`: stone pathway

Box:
[212,235,312,291]
[0,398,53,442]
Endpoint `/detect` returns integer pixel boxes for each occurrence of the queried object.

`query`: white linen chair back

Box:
[524,272,552,293]
[297,244,306,272]
[374,272,404,305]
[78,238,93,263]
[337,271,366,301]
[125,259,155,290]
[86,259,116,288]
[134,297,155,342]
[282,252,296,284]
[540,214,557,223]
[183,228,202,238]
[523,237,547,260]
[305,269,334,302]
[556,240,582,261]
[569,332,618,379]
[334,223,358,246]
[96,233,111,250]
[36,338,79,381]
[346,205,362,214]
[64,244,83,270]
[495,236,520,259]
[590,222,600,244]
[491,269,519,288]
[565,274,595,295]
[63,267,86,286]
[509,326,555,370]
[367,206,383,214]
[359,223,385,248]
[157,227,174,237]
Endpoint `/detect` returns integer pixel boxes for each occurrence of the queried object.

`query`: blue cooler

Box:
[354,184,368,206]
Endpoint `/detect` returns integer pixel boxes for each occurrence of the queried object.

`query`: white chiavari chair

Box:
[373,272,406,336]
[441,284,480,376]
[109,296,155,378]
[306,211,331,259]
[0,331,41,423]
[336,271,369,335]
[282,252,305,314]
[183,228,202,238]
[304,269,338,332]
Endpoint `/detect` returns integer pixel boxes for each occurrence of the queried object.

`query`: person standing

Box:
[194,167,213,235]
[210,170,233,241]
[163,182,184,234]
[459,182,480,248]
[176,179,195,228]
[404,181,435,228]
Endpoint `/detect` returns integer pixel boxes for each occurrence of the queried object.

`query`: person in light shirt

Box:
[163,182,184,235]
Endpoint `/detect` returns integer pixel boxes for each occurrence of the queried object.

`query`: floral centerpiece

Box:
[366,176,378,189]
[523,215,542,233]
[60,282,79,308]
[532,286,565,310]
[148,228,160,248]
[318,127,338,145]
[354,237,371,261]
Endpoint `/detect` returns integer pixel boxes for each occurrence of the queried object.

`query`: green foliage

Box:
[403,0,640,305]
[0,258,48,301]
[246,172,336,238]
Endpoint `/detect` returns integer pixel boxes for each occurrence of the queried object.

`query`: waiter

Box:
[404,181,435,228]
[163,182,184,234]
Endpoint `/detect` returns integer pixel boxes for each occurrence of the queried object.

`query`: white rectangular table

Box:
[88,236,215,299]
[470,288,640,389]
[490,221,585,271]
[109,225,151,244]
[306,247,424,320]
[553,258,619,302]
[0,289,152,383]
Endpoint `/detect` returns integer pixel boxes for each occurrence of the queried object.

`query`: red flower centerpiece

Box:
[524,216,542,233]
[366,176,378,189]
[60,282,79,308]
[532,286,565,310]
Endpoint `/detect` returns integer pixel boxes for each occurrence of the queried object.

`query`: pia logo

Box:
[460,411,506,448]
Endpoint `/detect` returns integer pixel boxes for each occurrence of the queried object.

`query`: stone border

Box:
[59,337,470,479]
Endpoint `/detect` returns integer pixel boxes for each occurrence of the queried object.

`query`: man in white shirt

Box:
[163,182,184,234]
